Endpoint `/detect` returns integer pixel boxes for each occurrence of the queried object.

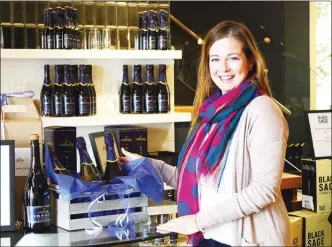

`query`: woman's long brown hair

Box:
[190,20,272,132]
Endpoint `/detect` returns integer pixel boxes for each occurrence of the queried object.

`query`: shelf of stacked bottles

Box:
[1,49,182,60]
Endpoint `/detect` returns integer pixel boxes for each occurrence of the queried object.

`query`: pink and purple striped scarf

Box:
[177,78,263,245]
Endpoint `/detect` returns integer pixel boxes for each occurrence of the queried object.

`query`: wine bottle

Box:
[147,10,157,50]
[157,64,170,113]
[46,143,71,176]
[158,10,168,50]
[143,64,157,113]
[63,7,72,49]
[103,133,122,182]
[62,65,76,117]
[77,65,91,116]
[46,9,55,49]
[131,64,143,113]
[139,12,148,50]
[70,64,79,116]
[24,134,51,232]
[120,65,131,113]
[54,7,64,49]
[87,65,96,115]
[41,9,47,49]
[52,65,64,117]
[77,136,101,182]
[40,64,52,116]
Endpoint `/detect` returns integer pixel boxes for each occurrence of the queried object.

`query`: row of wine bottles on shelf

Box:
[42,6,81,49]
[135,10,170,50]
[120,64,170,114]
[40,64,97,117]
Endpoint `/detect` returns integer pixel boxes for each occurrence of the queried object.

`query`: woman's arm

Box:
[150,159,178,189]
[195,97,288,230]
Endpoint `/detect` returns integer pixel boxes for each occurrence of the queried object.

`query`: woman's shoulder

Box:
[246,95,284,118]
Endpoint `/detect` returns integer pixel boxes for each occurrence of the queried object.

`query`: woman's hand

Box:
[156,215,200,235]
[118,148,143,165]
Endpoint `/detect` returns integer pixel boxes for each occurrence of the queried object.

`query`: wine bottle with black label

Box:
[139,11,148,50]
[157,64,170,113]
[158,10,168,50]
[24,134,51,232]
[120,65,131,113]
[147,10,157,50]
[103,133,122,182]
[143,64,157,113]
[52,65,63,117]
[77,65,91,116]
[77,136,101,182]
[54,7,64,49]
[62,65,76,117]
[40,64,52,116]
[131,64,143,113]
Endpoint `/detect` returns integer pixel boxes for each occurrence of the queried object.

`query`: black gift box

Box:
[104,125,148,157]
[43,127,77,172]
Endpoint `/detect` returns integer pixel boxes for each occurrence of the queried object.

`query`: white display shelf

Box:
[41,112,191,127]
[1,49,182,60]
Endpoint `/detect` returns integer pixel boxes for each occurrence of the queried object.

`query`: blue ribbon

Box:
[0,90,35,106]
[44,145,164,240]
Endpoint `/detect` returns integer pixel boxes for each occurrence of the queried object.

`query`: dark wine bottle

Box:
[77,65,91,116]
[139,11,148,50]
[120,65,131,113]
[131,64,143,113]
[77,136,101,182]
[157,64,170,113]
[54,7,64,49]
[62,65,76,117]
[70,64,79,116]
[103,133,122,182]
[52,65,63,117]
[147,10,157,50]
[46,143,71,176]
[46,9,55,49]
[24,134,51,232]
[41,9,47,49]
[40,65,52,116]
[158,10,168,50]
[63,7,72,49]
[87,65,96,115]
[143,64,157,113]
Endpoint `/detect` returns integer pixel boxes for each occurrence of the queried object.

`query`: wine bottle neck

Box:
[30,143,42,171]
[78,146,93,164]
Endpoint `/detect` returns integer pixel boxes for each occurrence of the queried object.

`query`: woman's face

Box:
[209,37,253,94]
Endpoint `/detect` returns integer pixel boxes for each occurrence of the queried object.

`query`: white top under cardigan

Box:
[151,95,291,246]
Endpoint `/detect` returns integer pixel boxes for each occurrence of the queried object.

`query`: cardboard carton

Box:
[301,159,332,213]
[288,215,303,247]
[1,97,42,221]
[290,210,332,247]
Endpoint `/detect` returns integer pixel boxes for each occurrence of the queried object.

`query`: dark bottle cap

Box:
[69,65,78,82]
[63,65,70,83]
[54,65,64,84]
[76,136,87,150]
[122,65,129,83]
[146,64,155,82]
[141,11,148,30]
[133,64,142,82]
[158,10,168,29]
[44,65,51,84]
[148,10,157,29]
[158,64,167,82]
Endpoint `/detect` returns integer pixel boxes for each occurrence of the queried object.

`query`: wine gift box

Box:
[104,125,148,157]
[50,186,149,231]
[43,127,77,172]
[301,159,332,213]
[288,215,303,247]
[289,210,332,247]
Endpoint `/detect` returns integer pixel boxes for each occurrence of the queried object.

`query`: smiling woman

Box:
[120,20,291,247]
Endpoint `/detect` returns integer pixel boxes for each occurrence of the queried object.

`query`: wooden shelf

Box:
[41,112,191,127]
[281,172,302,190]
[1,49,182,60]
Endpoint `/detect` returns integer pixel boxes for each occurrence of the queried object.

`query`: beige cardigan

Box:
[152,95,291,246]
